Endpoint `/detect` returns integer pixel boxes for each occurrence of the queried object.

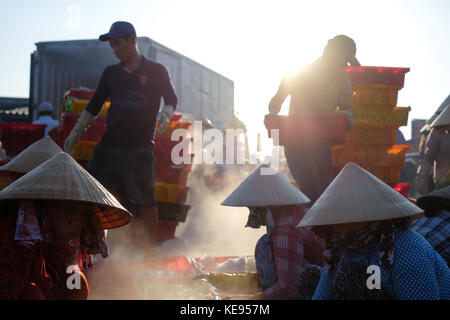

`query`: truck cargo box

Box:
[30,37,234,130]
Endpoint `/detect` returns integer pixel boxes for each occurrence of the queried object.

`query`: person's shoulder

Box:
[394,228,436,261]
[142,57,168,73]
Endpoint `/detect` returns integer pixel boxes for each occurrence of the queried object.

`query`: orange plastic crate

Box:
[332,144,411,168]
[72,140,98,161]
[352,107,410,127]
[351,84,402,109]
[345,66,410,87]
[346,124,398,146]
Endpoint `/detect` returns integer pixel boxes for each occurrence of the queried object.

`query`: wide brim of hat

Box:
[430,105,450,128]
[221,164,310,207]
[0,152,132,229]
[417,186,450,215]
[298,162,423,227]
[0,137,62,174]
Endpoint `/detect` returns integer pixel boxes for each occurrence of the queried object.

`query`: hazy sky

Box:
[1,0,449,142]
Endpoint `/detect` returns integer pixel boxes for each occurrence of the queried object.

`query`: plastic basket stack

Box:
[0,123,46,159]
[57,88,193,242]
[154,117,193,243]
[332,66,411,188]
[62,89,110,115]
[55,89,107,168]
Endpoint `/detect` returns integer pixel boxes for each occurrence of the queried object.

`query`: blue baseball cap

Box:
[99,21,136,41]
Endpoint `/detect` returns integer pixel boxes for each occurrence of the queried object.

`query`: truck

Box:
[29,37,234,130]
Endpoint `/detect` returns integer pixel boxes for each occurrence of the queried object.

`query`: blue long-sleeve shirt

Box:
[313,228,450,300]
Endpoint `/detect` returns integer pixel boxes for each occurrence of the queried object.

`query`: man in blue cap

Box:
[64,21,178,249]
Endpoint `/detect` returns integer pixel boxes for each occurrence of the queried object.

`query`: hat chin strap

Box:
[265,207,277,235]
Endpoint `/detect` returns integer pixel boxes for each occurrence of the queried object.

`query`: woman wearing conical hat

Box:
[222,164,325,300]
[0,137,62,191]
[0,152,132,300]
[417,104,450,194]
[298,162,450,300]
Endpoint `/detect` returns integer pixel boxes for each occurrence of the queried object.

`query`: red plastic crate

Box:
[129,255,192,275]
[57,113,107,145]
[345,66,410,88]
[66,89,95,100]
[264,114,348,146]
[0,123,46,158]
[170,113,182,121]
[394,182,410,198]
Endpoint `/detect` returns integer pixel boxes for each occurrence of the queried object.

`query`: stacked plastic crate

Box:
[153,119,193,244]
[55,89,108,168]
[57,88,193,242]
[332,67,411,187]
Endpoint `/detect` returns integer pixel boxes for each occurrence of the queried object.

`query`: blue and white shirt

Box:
[313,228,450,300]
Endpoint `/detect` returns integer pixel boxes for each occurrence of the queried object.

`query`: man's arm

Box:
[268,77,291,115]
[158,64,178,111]
[336,74,354,129]
[85,68,110,117]
[156,65,178,133]
[337,74,352,111]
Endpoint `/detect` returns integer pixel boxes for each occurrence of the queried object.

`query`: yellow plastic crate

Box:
[72,140,98,161]
[68,99,110,115]
[352,84,402,108]
[332,144,410,168]
[157,121,192,137]
[154,182,189,203]
[346,124,397,146]
[352,107,410,127]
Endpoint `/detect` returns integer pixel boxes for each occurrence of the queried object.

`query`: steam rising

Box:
[87,165,265,300]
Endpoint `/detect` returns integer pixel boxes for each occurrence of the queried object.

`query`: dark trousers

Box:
[284,145,335,207]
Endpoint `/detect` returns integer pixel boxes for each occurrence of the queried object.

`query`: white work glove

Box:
[156,105,175,133]
[63,110,95,155]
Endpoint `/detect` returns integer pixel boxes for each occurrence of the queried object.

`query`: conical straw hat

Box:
[416,185,450,215]
[431,104,450,128]
[221,164,310,207]
[0,137,62,174]
[0,152,132,229]
[297,162,423,227]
